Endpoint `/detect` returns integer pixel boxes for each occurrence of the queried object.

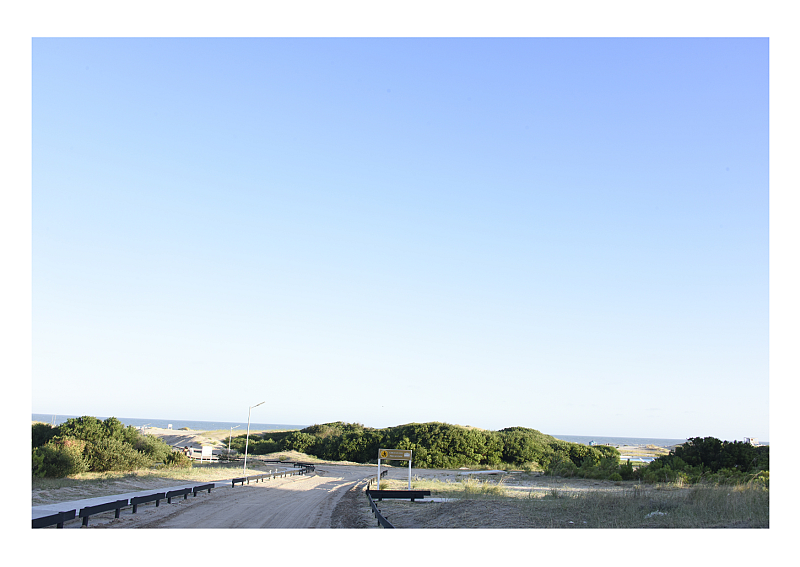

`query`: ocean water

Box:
[550,434,688,448]
[551,434,767,447]
[32,414,307,432]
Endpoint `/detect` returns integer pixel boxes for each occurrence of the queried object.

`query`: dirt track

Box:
[96,465,375,528]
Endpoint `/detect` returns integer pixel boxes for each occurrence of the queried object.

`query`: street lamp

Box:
[228,425,240,458]
[243,401,265,471]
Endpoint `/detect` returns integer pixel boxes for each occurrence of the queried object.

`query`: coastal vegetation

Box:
[32,417,769,488]
[636,436,769,485]
[230,421,613,469]
[31,416,191,477]
[230,421,622,476]
[229,422,769,486]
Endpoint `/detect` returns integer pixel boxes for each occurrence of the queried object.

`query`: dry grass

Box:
[376,480,769,528]
[380,476,509,498]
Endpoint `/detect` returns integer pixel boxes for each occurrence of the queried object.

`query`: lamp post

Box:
[243,401,265,471]
[228,425,240,458]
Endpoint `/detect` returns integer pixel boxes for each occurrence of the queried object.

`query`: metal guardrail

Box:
[31,461,341,529]
[231,463,315,487]
[33,462,318,527]
[166,488,192,503]
[364,472,434,528]
[32,510,76,529]
[78,499,129,526]
[32,483,217,529]
[131,492,166,513]
[366,469,388,488]
[366,489,431,502]
[192,483,214,496]
[365,470,393,528]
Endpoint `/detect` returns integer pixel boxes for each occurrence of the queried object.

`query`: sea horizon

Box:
[32,413,308,433]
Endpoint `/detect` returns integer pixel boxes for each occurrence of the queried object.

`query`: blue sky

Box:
[31,37,769,441]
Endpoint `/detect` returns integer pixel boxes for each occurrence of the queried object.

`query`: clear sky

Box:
[31,37,769,441]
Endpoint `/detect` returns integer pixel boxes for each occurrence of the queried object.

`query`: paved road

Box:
[100,465,375,528]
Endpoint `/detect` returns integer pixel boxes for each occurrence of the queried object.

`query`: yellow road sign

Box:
[379,448,412,460]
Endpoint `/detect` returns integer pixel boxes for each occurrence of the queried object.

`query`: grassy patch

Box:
[380,476,510,498]
[379,480,769,528]
[518,482,769,528]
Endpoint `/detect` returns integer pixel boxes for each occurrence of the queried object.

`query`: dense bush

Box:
[498,427,549,465]
[32,437,89,477]
[164,451,193,468]
[84,437,150,472]
[32,422,58,448]
[228,421,770,485]
[637,437,769,485]
[229,421,624,477]
[619,459,635,480]
[31,416,178,477]
[133,432,173,463]
[669,437,768,473]
[545,453,578,477]
[283,431,317,453]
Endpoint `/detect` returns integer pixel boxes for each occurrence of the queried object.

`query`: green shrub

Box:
[638,437,770,485]
[609,472,623,481]
[133,434,173,463]
[619,460,635,480]
[282,431,317,453]
[164,451,193,468]
[31,449,44,474]
[32,422,57,448]
[242,438,281,455]
[56,416,107,446]
[32,438,89,477]
[546,454,577,477]
[31,415,206,477]
[594,445,621,460]
[84,437,149,472]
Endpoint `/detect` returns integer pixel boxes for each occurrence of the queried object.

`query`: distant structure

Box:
[744,437,758,445]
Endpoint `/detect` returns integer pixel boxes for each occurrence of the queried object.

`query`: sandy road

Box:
[99,465,374,529]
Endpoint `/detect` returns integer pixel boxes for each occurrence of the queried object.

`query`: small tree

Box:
[619,459,635,480]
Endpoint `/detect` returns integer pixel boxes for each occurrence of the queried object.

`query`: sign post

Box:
[377,449,413,490]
